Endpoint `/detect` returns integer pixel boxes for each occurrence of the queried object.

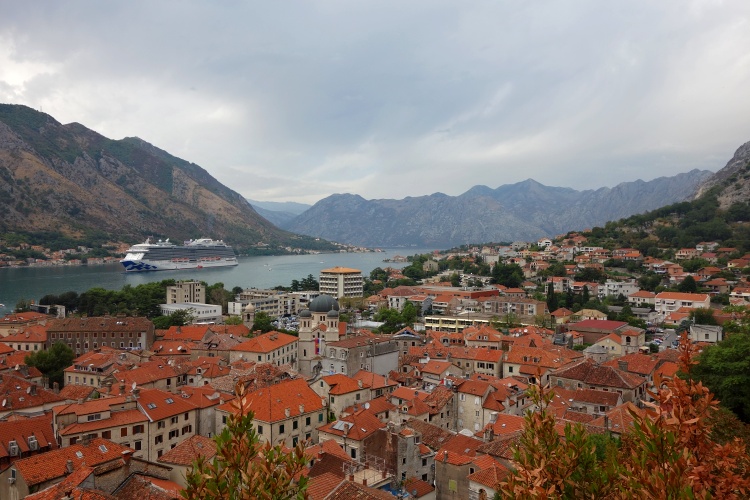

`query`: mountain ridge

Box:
[283,170,714,247]
[0,104,332,253]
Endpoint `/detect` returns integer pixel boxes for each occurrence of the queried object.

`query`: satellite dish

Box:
[26,386,31,394]
[132,382,137,390]
[15,364,19,371]
[364,402,370,410]
[1,399,5,407]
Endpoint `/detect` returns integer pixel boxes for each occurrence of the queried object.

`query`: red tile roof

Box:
[137,388,196,422]
[58,409,148,437]
[2,324,49,343]
[217,378,324,422]
[161,325,213,342]
[0,413,57,459]
[14,438,132,486]
[229,331,298,353]
[322,373,370,395]
[0,374,65,411]
[318,409,385,441]
[158,434,217,466]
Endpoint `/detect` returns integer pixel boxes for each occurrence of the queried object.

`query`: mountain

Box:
[694,140,750,208]
[246,199,311,228]
[284,171,713,248]
[0,104,332,252]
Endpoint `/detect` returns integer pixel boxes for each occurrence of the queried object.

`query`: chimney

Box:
[30,384,36,396]
[132,388,140,399]
[357,380,363,389]
[299,404,304,414]
[284,408,291,418]
[617,361,627,371]
[122,449,132,465]
[82,434,92,446]
[362,478,367,486]
[348,474,354,482]
[119,382,126,394]
[53,381,60,394]
[65,459,74,474]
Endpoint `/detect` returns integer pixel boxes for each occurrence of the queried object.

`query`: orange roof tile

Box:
[14,438,132,486]
[218,378,324,422]
[158,434,217,466]
[229,331,298,353]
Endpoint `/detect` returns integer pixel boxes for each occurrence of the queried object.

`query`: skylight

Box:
[147,403,157,409]
[165,398,174,404]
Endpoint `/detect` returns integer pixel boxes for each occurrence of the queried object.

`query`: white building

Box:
[319,267,364,298]
[159,303,222,324]
[601,279,640,299]
[654,292,711,321]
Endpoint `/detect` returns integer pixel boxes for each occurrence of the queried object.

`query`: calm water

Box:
[0,248,437,313]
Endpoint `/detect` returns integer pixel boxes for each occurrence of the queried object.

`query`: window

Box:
[134,440,142,451]
[258,425,263,434]
[133,425,144,434]
[102,430,111,439]
[293,420,298,430]
[422,458,427,467]
[171,416,178,424]
[318,413,323,422]
[184,412,189,421]
[121,427,128,437]
[279,424,285,433]
[155,434,163,445]
[158,421,166,429]
[169,430,179,439]
[305,416,311,426]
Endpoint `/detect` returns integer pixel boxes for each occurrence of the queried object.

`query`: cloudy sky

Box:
[1,1,749,205]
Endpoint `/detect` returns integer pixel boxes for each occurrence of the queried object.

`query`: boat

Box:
[120,238,238,272]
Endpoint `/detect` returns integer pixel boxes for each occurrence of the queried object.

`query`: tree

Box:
[498,337,750,497]
[677,275,698,293]
[690,307,718,326]
[252,311,274,334]
[183,383,309,499]
[14,298,32,313]
[450,272,461,287]
[692,332,750,422]
[225,315,243,325]
[300,274,319,291]
[401,302,418,325]
[546,282,558,312]
[152,309,195,329]
[25,342,75,388]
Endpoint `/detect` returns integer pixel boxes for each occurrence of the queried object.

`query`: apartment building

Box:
[319,267,364,298]
[166,280,205,304]
[215,378,325,448]
[47,316,155,355]
[654,292,711,320]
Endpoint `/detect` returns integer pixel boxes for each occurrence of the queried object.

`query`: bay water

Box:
[0,248,437,314]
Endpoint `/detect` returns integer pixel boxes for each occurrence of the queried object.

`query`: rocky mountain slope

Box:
[0,104,329,252]
[694,140,750,208]
[284,170,712,248]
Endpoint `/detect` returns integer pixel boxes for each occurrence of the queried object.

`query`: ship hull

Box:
[121,257,238,272]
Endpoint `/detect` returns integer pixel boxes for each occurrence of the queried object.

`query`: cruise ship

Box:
[120,238,238,272]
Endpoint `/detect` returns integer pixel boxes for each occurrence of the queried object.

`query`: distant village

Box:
[0,233,748,499]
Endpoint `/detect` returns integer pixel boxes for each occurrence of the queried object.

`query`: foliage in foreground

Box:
[182,383,309,500]
[498,335,750,499]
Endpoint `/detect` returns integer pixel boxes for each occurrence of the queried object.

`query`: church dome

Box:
[309,294,340,313]
[299,309,312,318]
[327,309,339,318]
[243,303,255,313]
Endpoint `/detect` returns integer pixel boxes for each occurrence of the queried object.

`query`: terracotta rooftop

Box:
[161,325,212,342]
[404,418,454,451]
[2,324,49,343]
[319,409,385,441]
[553,358,646,390]
[217,378,324,422]
[0,413,57,460]
[326,480,395,500]
[137,388,197,422]
[113,473,182,499]
[229,330,298,353]
[0,374,65,411]
[13,438,132,486]
[322,373,370,395]
[158,434,217,466]
[59,408,148,437]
